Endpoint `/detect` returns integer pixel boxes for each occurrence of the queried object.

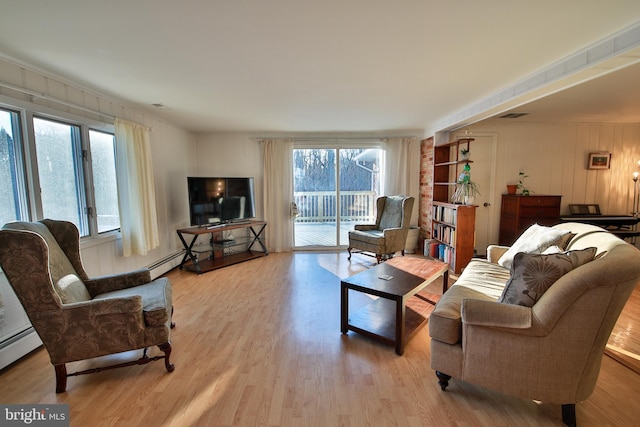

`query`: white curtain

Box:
[114,118,160,257]
[262,138,294,252]
[384,137,420,225]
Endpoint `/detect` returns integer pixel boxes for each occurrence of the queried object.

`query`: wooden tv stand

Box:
[176,220,267,273]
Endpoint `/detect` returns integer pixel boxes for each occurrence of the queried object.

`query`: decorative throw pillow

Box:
[541,245,562,254]
[557,232,577,250]
[498,252,574,306]
[543,246,597,267]
[55,274,92,304]
[498,247,597,306]
[565,247,598,268]
[498,224,571,270]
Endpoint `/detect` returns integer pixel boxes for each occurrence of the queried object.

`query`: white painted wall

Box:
[467,120,640,246]
[193,133,264,221]
[0,57,197,368]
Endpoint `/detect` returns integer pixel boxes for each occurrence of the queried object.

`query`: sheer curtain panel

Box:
[262,139,293,252]
[114,118,160,257]
[383,137,420,225]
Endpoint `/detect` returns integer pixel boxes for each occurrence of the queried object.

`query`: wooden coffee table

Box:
[341,257,449,355]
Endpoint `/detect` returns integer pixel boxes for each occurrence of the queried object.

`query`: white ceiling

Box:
[0,1,639,134]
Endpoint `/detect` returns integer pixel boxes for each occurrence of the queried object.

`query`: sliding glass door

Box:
[293,146,383,248]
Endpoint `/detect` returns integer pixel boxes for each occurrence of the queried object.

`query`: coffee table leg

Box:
[396,298,405,355]
[442,270,449,294]
[341,282,348,334]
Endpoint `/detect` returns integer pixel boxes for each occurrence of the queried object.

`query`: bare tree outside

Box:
[293,147,382,247]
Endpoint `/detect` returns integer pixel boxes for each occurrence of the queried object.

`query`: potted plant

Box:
[451,164,480,205]
[518,172,530,196]
[460,148,470,160]
[451,180,481,205]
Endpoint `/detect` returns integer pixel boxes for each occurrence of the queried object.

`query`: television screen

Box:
[187,177,256,226]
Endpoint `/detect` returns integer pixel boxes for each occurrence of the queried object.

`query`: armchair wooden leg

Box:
[347,247,352,260]
[158,342,175,372]
[435,371,451,391]
[171,306,176,329]
[562,404,576,427]
[54,364,67,393]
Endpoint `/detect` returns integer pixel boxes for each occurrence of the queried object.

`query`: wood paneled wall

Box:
[477,120,640,216]
[419,121,640,249]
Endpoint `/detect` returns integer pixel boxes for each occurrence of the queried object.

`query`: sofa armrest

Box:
[382,227,404,237]
[486,245,510,263]
[354,224,378,231]
[462,299,553,337]
[30,296,146,365]
[85,269,152,297]
[462,299,531,329]
[65,295,144,316]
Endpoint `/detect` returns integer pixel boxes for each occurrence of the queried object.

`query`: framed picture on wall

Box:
[588,152,611,170]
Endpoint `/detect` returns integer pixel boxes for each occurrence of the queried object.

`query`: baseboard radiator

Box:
[147,250,185,279]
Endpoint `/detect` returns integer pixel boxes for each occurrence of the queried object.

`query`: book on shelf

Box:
[437,244,454,264]
[433,204,457,225]
[433,224,456,246]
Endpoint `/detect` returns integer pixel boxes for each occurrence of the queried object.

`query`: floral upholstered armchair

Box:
[347,195,415,263]
[0,219,175,393]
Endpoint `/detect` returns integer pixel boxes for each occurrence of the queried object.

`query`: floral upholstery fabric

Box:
[3,221,91,303]
[94,279,172,327]
[0,219,173,366]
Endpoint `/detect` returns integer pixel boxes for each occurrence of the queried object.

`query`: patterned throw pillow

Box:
[498,247,597,307]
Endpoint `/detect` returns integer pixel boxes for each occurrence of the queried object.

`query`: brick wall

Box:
[419,137,434,248]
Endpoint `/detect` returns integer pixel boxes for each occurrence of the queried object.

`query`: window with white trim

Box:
[0,108,28,225]
[0,101,120,238]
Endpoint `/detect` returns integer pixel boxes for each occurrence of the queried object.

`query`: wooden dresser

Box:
[499,195,562,245]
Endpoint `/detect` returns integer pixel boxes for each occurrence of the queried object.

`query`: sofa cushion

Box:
[348,229,384,244]
[429,259,509,344]
[498,224,571,270]
[498,247,597,306]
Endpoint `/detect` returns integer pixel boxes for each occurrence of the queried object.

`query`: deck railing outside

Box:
[293,191,376,223]
[293,191,377,247]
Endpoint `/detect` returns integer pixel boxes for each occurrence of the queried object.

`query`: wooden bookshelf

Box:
[430,202,476,275]
[430,137,477,274]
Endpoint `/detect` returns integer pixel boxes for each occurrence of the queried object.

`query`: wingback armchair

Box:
[347,195,414,263]
[0,219,175,393]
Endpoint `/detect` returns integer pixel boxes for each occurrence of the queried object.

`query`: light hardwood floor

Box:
[1,252,639,426]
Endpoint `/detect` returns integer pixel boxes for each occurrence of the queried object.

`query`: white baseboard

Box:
[0,330,42,371]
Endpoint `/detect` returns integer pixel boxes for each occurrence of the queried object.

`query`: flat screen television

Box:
[187,177,256,226]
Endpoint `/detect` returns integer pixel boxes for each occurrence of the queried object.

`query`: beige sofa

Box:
[429,222,640,426]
